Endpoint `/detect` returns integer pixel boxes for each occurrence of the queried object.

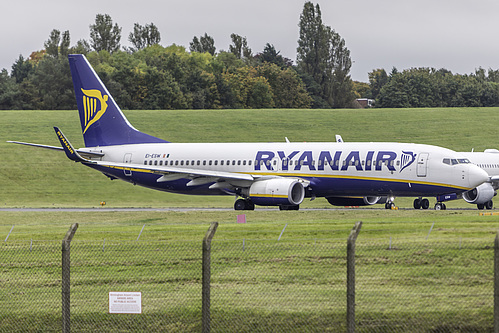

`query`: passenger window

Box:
[248,160,252,166]
[209,161,212,166]
[238,160,242,166]
[144,161,147,165]
[221,160,224,166]
[149,161,153,165]
[243,160,246,166]
[159,161,163,166]
[186,161,189,166]
[214,160,218,166]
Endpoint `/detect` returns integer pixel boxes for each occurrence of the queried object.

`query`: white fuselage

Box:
[81,141,488,198]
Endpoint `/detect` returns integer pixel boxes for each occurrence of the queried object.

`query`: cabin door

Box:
[123,153,132,176]
[416,153,429,177]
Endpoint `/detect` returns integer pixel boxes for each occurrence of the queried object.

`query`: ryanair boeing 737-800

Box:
[7,55,489,210]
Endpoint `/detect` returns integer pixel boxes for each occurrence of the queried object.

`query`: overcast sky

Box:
[2,0,499,82]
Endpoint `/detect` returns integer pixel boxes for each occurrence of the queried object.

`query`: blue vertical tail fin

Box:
[68,54,168,147]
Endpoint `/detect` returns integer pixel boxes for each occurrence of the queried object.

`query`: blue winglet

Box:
[54,127,86,162]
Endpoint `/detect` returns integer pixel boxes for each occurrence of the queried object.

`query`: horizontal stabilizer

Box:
[7,140,104,158]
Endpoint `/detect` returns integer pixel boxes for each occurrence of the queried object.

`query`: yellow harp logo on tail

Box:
[81,88,109,134]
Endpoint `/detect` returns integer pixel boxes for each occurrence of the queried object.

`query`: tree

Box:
[257,43,292,68]
[128,23,161,52]
[190,33,216,56]
[11,55,33,84]
[60,30,71,57]
[327,28,354,108]
[89,14,122,53]
[0,69,18,109]
[256,62,311,108]
[229,33,252,60]
[30,57,75,109]
[296,2,354,108]
[44,29,71,58]
[44,29,61,58]
[297,2,328,89]
[368,68,388,100]
[70,39,92,55]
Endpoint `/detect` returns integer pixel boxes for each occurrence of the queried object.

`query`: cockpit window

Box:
[443,158,471,165]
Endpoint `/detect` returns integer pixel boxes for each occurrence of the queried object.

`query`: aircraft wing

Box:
[89,159,257,183]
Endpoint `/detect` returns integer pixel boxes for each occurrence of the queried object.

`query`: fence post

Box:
[202,222,219,333]
[347,221,362,333]
[62,223,78,333]
[495,231,499,333]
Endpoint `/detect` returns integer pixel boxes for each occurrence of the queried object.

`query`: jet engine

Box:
[245,178,305,206]
[326,196,382,207]
[463,183,495,204]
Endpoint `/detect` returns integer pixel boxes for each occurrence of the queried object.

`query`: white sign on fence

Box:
[109,292,142,314]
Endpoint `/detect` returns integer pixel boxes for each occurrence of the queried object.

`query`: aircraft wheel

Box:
[413,198,422,209]
[234,199,246,210]
[486,201,493,210]
[477,203,485,210]
[421,198,430,210]
[246,201,255,210]
[385,202,395,209]
[434,203,445,210]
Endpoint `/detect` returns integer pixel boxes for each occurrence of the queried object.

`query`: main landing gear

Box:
[477,201,493,210]
[413,198,430,210]
[234,199,255,211]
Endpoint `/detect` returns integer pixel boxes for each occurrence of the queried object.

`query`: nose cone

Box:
[468,164,489,188]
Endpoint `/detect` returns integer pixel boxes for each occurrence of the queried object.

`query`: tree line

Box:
[0,3,356,110]
[2,2,499,110]
[357,67,499,108]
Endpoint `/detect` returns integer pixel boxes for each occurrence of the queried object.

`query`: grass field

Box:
[2,108,499,331]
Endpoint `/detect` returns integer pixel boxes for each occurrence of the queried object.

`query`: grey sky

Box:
[2,0,499,82]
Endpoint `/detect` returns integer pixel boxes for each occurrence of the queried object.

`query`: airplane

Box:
[7,54,490,211]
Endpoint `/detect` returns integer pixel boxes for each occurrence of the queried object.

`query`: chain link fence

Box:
[0,224,496,332]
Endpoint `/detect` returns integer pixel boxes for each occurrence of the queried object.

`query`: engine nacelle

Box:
[326,196,382,206]
[463,183,495,204]
[246,178,305,206]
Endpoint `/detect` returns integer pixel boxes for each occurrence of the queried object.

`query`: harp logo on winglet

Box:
[81,88,108,133]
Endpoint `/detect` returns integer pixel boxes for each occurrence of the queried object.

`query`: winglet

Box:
[54,127,86,162]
